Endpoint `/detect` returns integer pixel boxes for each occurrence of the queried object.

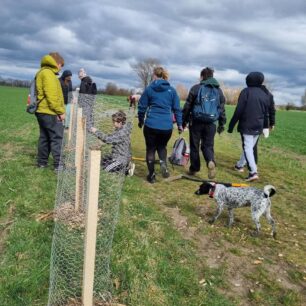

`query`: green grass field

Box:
[0,86,305,306]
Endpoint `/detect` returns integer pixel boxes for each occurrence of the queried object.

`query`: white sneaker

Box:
[208,161,216,179]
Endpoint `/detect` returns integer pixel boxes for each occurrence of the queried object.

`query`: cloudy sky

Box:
[1,0,306,105]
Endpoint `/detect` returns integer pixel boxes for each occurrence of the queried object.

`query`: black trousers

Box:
[189,122,216,172]
[143,126,172,175]
[36,113,64,167]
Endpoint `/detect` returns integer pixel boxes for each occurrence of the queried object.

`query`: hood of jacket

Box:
[60,70,72,80]
[150,79,170,92]
[201,77,220,87]
[81,76,93,83]
[40,55,60,74]
[246,72,264,87]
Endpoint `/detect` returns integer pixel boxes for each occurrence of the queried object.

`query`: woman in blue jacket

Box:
[138,66,183,183]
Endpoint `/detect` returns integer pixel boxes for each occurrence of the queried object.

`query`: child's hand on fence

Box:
[90,127,97,133]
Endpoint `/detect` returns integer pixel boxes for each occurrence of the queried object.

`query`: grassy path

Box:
[0,86,305,305]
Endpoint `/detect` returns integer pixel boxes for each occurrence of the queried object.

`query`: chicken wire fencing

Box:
[48,92,134,306]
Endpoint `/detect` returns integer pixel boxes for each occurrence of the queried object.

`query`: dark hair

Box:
[200,67,214,80]
[112,110,126,124]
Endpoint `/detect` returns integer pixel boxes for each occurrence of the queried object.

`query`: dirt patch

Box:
[161,204,306,305]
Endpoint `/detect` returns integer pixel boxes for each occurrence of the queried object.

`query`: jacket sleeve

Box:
[182,85,197,125]
[94,130,121,144]
[172,89,183,127]
[268,94,276,127]
[138,88,149,123]
[218,88,227,126]
[228,89,247,132]
[42,70,65,114]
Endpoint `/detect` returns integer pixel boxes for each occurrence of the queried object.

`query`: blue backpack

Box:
[192,85,220,123]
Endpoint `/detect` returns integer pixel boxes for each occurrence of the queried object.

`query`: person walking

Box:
[138,66,183,183]
[35,52,65,171]
[59,70,73,128]
[182,67,226,179]
[228,71,276,181]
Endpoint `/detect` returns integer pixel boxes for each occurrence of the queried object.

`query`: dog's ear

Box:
[195,182,211,195]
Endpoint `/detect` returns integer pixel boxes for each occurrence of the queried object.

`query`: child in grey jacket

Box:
[91,111,134,175]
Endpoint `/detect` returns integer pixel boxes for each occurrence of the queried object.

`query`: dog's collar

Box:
[209,189,214,198]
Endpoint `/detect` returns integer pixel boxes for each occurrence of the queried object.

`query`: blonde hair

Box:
[153,66,169,80]
[49,52,65,66]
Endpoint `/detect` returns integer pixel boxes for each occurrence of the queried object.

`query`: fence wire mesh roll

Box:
[48,92,134,306]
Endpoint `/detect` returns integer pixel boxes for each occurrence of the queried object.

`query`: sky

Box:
[1,0,306,105]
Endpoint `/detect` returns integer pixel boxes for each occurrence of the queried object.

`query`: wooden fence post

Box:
[82,149,101,306]
[75,108,85,211]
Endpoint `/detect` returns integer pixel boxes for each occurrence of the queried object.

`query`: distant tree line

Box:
[1,68,306,111]
[0,76,31,88]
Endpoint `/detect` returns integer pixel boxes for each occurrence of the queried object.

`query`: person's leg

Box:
[47,115,64,169]
[189,123,202,173]
[201,123,216,179]
[242,134,259,174]
[235,133,247,170]
[64,103,71,128]
[253,136,260,164]
[36,113,51,166]
[156,130,172,178]
[201,123,216,164]
[144,126,157,182]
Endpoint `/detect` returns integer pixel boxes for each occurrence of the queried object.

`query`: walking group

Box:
[137,66,275,183]
[31,52,275,184]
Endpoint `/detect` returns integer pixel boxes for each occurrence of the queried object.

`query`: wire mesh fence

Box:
[48,92,134,306]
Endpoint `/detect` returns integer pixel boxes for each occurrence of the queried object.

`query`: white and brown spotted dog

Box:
[196,182,276,238]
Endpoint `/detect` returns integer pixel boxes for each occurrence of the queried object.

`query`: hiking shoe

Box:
[147,173,156,184]
[187,169,197,176]
[160,162,170,178]
[234,165,245,173]
[245,172,259,182]
[128,162,135,176]
[54,165,64,173]
[208,161,216,179]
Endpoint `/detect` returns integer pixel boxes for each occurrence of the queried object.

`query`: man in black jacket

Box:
[182,67,226,179]
[78,68,96,130]
[228,71,276,182]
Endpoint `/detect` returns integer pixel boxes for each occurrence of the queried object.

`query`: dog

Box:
[196,182,276,238]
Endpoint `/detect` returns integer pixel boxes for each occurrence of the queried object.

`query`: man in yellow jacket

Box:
[35,52,65,171]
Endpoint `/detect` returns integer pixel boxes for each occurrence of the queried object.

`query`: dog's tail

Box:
[264,185,276,198]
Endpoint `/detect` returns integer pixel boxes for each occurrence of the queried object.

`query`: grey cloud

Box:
[0,0,305,104]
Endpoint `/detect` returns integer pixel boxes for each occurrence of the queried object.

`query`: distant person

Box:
[78,68,97,129]
[182,67,226,179]
[127,94,141,111]
[78,68,97,95]
[90,110,135,175]
[228,71,276,182]
[59,70,73,128]
[138,66,183,183]
[35,52,65,171]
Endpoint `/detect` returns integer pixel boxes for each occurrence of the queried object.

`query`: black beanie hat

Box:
[246,72,264,87]
[61,70,72,79]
